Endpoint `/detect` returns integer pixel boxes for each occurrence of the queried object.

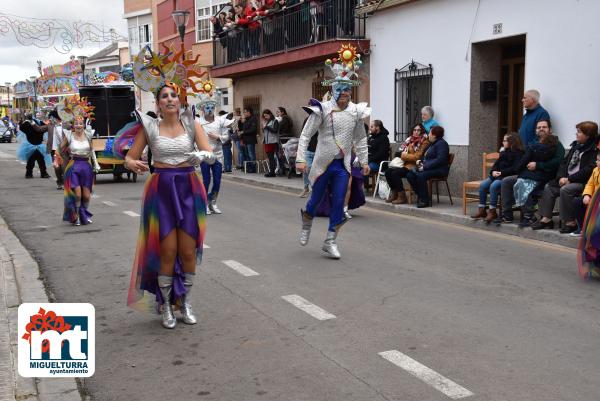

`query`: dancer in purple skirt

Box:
[57,97,100,226]
[124,80,215,329]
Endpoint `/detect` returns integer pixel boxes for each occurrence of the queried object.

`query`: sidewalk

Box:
[222,170,580,249]
[0,214,86,401]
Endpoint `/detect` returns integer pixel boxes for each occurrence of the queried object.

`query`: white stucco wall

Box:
[368,0,600,146]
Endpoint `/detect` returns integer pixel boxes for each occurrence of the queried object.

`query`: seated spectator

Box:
[366,120,390,174]
[577,153,600,278]
[406,126,449,208]
[513,134,559,226]
[471,132,524,223]
[496,119,565,225]
[532,121,599,233]
[384,123,429,204]
[421,106,439,133]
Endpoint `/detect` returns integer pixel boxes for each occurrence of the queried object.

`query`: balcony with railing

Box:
[210,0,369,78]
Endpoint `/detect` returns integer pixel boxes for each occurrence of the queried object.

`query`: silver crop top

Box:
[137,109,197,165]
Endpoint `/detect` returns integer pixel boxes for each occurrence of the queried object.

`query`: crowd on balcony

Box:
[211,0,360,64]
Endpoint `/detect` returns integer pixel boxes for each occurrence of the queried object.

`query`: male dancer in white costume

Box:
[296,45,371,259]
[196,81,235,215]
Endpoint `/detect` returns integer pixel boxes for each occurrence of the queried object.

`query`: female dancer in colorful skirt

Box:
[121,81,215,329]
[59,109,100,226]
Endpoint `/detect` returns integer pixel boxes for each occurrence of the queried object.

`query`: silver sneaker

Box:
[209,199,222,214]
[343,206,352,220]
[300,210,313,246]
[157,276,176,329]
[180,273,197,325]
[322,231,341,259]
[206,204,212,215]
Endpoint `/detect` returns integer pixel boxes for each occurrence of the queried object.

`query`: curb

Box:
[0,215,87,401]
[223,174,580,249]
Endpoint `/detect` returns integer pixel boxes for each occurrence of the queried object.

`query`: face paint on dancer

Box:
[332,83,352,108]
[203,102,216,117]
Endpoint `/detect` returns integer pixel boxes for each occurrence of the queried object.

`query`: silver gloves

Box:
[186,151,216,165]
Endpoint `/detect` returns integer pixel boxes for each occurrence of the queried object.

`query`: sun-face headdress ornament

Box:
[57,95,95,122]
[194,79,221,108]
[322,44,363,87]
[132,43,208,105]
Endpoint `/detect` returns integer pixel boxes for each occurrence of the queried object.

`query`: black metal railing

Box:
[212,0,366,67]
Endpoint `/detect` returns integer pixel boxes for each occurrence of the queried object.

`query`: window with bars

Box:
[394,61,433,142]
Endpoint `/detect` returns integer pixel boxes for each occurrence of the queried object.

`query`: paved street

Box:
[1,142,599,401]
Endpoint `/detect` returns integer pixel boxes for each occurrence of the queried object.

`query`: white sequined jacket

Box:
[297,99,371,184]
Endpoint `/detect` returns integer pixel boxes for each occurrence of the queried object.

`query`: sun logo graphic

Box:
[18,303,95,377]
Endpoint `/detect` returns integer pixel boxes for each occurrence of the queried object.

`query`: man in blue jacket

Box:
[519,89,550,147]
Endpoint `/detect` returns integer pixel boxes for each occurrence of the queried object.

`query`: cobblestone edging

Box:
[222,174,579,249]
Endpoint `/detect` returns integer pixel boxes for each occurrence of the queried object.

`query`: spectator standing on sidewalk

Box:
[219,111,233,173]
[262,109,279,177]
[519,89,551,148]
[240,107,258,172]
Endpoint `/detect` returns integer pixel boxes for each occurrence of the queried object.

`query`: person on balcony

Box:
[296,44,370,259]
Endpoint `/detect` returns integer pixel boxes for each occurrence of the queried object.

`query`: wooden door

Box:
[498,57,525,147]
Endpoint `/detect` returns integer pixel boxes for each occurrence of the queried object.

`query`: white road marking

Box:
[0,150,12,159]
[222,260,259,277]
[102,201,117,207]
[281,294,336,321]
[378,350,474,399]
[123,211,140,217]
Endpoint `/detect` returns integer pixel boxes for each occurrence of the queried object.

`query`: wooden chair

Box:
[462,152,499,214]
[428,153,455,205]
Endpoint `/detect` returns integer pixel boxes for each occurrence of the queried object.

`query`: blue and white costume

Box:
[297,44,370,259]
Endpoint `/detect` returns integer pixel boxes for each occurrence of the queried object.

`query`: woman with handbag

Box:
[262,109,279,177]
[384,123,429,204]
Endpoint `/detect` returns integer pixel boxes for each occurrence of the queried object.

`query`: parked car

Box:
[0,123,12,143]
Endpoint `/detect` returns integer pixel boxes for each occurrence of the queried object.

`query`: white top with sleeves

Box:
[137,109,197,166]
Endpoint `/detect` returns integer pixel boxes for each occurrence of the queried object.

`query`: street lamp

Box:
[29,76,37,116]
[78,55,88,86]
[172,9,190,44]
[4,82,10,115]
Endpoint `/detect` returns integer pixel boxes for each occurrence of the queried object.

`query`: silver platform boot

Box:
[73,206,81,226]
[322,231,341,259]
[180,273,197,325]
[157,275,176,329]
[208,195,222,214]
[300,210,313,246]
